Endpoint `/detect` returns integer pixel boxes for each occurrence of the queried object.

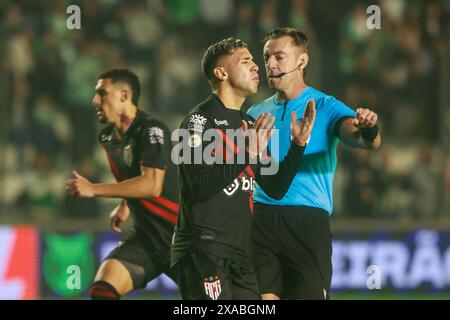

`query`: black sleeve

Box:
[254,142,306,200]
[139,121,170,170]
[179,113,253,202]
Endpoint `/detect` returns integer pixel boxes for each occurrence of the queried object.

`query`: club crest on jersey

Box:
[148,126,164,144]
[204,276,222,300]
[188,114,207,133]
[124,144,133,167]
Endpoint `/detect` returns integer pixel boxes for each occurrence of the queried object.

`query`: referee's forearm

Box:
[359,132,381,149]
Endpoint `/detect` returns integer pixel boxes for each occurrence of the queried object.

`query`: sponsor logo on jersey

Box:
[100,133,112,143]
[222,176,254,196]
[188,114,207,133]
[148,126,164,144]
[214,119,229,127]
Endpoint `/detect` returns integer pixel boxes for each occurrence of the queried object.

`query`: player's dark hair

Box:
[98,68,141,106]
[201,37,248,86]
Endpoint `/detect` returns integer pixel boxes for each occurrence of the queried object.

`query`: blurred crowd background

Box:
[0,0,449,226]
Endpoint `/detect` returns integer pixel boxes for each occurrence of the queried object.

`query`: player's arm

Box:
[181,120,254,203]
[110,199,130,233]
[181,113,275,202]
[65,166,165,198]
[338,108,381,149]
[67,121,170,199]
[255,99,316,200]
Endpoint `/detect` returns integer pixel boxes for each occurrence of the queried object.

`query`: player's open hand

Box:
[352,107,378,129]
[291,99,316,146]
[242,112,275,158]
[110,201,130,233]
[65,171,96,198]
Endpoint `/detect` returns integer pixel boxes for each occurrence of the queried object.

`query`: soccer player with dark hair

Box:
[247,27,381,300]
[171,38,316,300]
[65,68,179,299]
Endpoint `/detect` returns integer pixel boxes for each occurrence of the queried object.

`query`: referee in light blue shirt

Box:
[247,27,381,300]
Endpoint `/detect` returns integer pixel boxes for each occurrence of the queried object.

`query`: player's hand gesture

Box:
[291,99,316,146]
[352,107,378,129]
[242,113,275,158]
[110,201,130,233]
[65,171,96,198]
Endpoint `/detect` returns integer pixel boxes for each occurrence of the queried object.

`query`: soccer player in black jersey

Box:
[171,38,316,300]
[65,68,179,299]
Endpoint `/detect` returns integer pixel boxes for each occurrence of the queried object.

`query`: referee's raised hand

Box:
[291,99,316,146]
[352,107,378,128]
[242,112,275,158]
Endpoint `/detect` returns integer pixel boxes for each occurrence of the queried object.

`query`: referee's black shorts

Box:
[252,203,332,299]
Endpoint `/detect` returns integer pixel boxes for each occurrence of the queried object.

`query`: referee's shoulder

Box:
[247,94,276,116]
[309,87,340,106]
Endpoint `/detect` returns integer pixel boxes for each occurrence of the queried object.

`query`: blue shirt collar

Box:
[273,86,312,106]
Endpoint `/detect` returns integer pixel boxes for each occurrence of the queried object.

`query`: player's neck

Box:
[115,106,137,138]
[213,87,246,111]
[276,80,307,103]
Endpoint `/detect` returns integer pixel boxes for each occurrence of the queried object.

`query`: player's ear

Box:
[121,89,130,103]
[213,66,228,82]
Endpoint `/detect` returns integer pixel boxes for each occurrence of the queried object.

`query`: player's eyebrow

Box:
[264,50,286,58]
[241,56,253,62]
[96,88,106,95]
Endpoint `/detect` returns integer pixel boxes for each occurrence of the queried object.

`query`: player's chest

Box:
[102,137,141,172]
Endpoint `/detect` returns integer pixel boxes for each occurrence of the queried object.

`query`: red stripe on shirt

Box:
[138,199,177,224]
[151,196,179,213]
[101,146,125,182]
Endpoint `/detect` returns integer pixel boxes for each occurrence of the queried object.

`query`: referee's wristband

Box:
[360,125,379,141]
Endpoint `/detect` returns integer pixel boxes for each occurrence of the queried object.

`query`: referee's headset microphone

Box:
[268,60,304,78]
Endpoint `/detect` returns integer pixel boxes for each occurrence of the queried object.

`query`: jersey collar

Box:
[273,86,312,106]
[123,109,144,138]
[210,93,244,116]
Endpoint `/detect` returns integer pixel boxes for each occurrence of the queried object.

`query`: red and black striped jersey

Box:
[99,109,178,254]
